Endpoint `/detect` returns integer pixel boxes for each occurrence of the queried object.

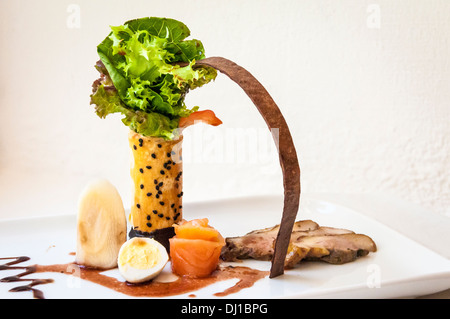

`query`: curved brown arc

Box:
[194,57,301,278]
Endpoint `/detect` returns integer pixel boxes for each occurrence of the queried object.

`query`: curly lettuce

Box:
[90,17,217,139]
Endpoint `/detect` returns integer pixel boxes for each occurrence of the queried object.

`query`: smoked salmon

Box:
[178,110,222,128]
[169,219,225,278]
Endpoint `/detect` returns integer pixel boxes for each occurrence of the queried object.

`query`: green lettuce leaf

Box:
[91,17,216,139]
[90,84,179,139]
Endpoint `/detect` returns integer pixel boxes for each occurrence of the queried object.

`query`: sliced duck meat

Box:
[220,220,319,262]
[285,233,377,268]
[221,220,377,268]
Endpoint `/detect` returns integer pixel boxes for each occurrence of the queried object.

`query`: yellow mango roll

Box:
[128,130,183,250]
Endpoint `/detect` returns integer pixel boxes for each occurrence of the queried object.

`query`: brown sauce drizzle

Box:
[0,257,54,299]
[1,256,268,299]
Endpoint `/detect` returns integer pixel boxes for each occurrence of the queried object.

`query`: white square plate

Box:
[0,195,449,299]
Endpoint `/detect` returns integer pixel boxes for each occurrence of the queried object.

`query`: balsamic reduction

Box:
[0,257,54,299]
[0,256,268,299]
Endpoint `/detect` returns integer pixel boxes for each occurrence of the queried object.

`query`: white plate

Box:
[0,195,449,299]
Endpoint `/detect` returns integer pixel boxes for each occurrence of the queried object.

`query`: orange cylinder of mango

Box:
[128,130,183,251]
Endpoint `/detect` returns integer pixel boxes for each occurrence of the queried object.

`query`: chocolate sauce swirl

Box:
[0,257,54,299]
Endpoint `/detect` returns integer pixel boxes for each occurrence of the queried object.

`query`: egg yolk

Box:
[118,238,161,269]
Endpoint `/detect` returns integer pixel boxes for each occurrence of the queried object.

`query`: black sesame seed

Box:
[157,144,162,148]
[152,210,158,214]
[140,184,144,189]
[151,153,156,159]
[136,204,140,209]
[159,201,164,206]
[174,213,180,220]
[154,179,158,184]
[146,223,152,228]
[156,185,160,190]
[139,168,144,173]
[171,203,175,208]
[160,170,165,175]
[166,166,171,170]
[174,208,177,213]
[147,215,151,220]
[158,214,163,218]
[158,190,162,195]
[133,145,137,150]
[179,205,182,209]
[158,182,163,187]
[139,138,143,144]
[165,217,171,220]
[147,192,152,197]
[146,166,152,169]
[156,194,160,199]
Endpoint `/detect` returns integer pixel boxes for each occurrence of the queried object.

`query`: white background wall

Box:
[0,0,449,219]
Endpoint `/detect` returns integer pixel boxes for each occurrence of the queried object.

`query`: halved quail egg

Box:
[117,237,169,283]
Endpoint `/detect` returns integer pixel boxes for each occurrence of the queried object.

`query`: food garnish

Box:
[190,57,301,277]
[178,109,223,128]
[169,218,225,278]
[90,17,219,140]
[76,179,127,269]
[118,237,169,283]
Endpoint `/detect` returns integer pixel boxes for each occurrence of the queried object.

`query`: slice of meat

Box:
[285,233,377,268]
[220,220,319,262]
[220,220,377,268]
